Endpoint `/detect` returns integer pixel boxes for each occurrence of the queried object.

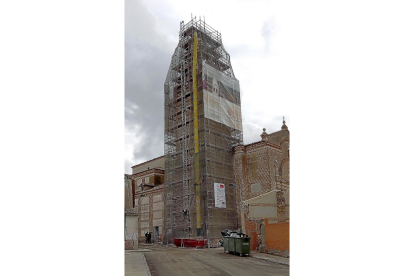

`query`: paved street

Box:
[139,245,289,276]
[125,251,150,276]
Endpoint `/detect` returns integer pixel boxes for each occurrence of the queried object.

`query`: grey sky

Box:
[125,0,291,174]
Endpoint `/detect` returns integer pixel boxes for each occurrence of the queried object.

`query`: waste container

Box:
[223,236,230,252]
[228,237,236,254]
[234,237,251,256]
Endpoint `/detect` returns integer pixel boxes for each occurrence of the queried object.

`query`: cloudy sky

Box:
[125,0,297,173]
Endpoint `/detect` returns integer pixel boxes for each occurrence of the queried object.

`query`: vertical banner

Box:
[214,183,226,208]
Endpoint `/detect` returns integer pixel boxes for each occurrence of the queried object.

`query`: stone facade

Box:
[125,159,165,245]
[124,175,133,211]
[129,166,165,244]
[233,126,289,202]
[135,184,165,243]
[132,168,165,193]
[233,119,290,256]
[124,174,138,249]
[125,208,139,250]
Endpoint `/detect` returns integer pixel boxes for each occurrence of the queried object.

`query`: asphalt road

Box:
[144,246,289,276]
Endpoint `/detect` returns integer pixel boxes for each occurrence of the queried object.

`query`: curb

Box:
[250,255,289,267]
[125,249,152,252]
[142,252,152,276]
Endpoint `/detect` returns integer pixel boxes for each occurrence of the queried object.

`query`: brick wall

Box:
[234,128,289,255]
[234,142,285,203]
[244,219,261,251]
[265,220,289,257]
[135,184,165,243]
[125,240,134,250]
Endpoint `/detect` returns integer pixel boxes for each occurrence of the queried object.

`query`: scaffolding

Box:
[163,17,243,244]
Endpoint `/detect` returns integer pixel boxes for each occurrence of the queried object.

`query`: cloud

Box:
[261,17,276,54]
[125,0,176,173]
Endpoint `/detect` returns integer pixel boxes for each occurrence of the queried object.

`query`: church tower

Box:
[163,17,243,242]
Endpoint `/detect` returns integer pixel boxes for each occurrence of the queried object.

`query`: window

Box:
[145,177,149,183]
[137,179,142,185]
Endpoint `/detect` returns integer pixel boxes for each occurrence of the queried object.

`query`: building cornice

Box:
[130,168,165,179]
[136,183,165,196]
[131,155,164,169]
[244,141,282,152]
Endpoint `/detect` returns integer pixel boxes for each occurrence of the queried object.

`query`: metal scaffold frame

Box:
[163,16,243,244]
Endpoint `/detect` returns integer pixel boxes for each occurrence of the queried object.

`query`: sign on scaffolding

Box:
[214,183,226,208]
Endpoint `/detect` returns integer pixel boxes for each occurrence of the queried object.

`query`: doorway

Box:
[154,226,159,243]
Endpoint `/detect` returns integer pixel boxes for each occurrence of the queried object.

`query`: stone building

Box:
[124,174,138,249]
[163,18,241,240]
[129,156,165,243]
[233,119,290,256]
[125,174,134,211]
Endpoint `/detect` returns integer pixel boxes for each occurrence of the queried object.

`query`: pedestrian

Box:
[148,232,152,244]
[145,232,148,243]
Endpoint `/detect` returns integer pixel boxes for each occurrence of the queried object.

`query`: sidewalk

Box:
[249,252,289,266]
[125,251,151,276]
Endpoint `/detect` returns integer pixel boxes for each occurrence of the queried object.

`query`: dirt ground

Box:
[142,244,289,276]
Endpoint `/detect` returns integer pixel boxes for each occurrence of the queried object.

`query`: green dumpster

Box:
[228,237,236,254]
[234,237,251,256]
[223,236,230,252]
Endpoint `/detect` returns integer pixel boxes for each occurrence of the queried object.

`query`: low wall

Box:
[244,220,261,251]
[125,240,134,250]
[265,220,289,257]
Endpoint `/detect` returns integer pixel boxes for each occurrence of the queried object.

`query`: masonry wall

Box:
[234,142,285,203]
[233,129,289,255]
[125,178,133,210]
[125,215,138,249]
[265,220,289,257]
[137,185,165,243]
[131,169,164,193]
[245,219,261,251]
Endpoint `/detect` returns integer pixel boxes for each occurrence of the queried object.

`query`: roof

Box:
[268,128,289,145]
[234,140,282,152]
[131,156,164,168]
[243,189,281,203]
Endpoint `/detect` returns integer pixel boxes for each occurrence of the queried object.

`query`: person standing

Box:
[148,232,152,244]
[145,232,148,243]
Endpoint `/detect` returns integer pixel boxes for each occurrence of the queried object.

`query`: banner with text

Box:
[214,183,226,208]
